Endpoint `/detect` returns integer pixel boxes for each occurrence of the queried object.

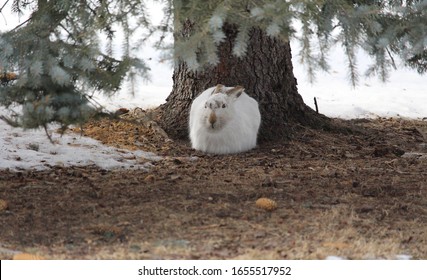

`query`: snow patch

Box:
[0,111,161,171]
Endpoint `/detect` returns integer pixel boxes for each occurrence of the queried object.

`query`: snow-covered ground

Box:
[293,46,427,120]
[0,121,161,171]
[1,2,426,171]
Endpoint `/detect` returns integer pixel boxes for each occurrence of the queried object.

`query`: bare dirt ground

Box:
[0,115,426,260]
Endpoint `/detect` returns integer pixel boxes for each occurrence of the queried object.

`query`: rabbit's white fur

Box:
[189,84,261,154]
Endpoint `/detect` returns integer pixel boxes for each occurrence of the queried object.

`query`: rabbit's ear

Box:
[212,84,225,95]
[226,86,244,99]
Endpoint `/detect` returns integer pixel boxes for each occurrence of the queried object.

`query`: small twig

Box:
[385,47,397,70]
[0,0,10,26]
[314,97,319,114]
[0,11,6,26]
[9,17,32,32]
[0,115,20,127]
[43,124,55,144]
[0,0,10,14]
[59,23,77,42]
[84,93,108,112]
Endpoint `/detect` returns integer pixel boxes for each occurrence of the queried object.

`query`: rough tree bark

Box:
[159,24,329,142]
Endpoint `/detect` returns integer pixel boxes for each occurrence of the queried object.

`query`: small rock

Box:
[255,198,278,212]
[170,174,181,181]
[115,108,130,116]
[0,199,9,211]
[144,174,155,183]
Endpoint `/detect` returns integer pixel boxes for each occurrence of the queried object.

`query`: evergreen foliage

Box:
[171,0,427,85]
[0,0,151,132]
[0,0,426,130]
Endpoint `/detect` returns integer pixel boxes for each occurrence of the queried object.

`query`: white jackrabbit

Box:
[189,84,261,154]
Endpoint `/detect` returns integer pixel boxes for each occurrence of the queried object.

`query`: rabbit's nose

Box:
[209,111,217,127]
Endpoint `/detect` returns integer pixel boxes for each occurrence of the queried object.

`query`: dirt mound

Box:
[71,108,180,155]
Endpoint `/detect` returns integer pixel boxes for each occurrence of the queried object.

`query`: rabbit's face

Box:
[203,94,231,131]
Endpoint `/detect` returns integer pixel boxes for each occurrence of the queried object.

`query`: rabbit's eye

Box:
[204,104,208,108]
[222,104,226,108]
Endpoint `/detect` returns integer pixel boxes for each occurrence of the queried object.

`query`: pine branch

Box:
[0,115,19,127]
[59,23,77,42]
[385,47,397,70]
[0,0,10,14]
[43,124,55,144]
[9,17,32,32]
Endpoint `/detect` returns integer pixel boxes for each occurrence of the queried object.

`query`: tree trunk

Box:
[159,24,329,141]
